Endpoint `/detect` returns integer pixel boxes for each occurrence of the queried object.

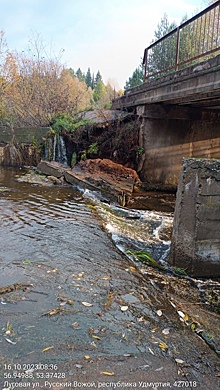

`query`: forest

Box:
[0,0,218,131]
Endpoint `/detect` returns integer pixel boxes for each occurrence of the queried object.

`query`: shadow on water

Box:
[0,167,219,387]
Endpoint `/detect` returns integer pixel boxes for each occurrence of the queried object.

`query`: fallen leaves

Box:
[92,335,101,340]
[175,358,185,364]
[101,371,115,376]
[120,305,129,312]
[0,282,33,295]
[158,341,168,352]
[42,346,54,352]
[162,328,170,335]
[71,322,79,328]
[81,301,93,307]
[3,321,17,345]
[40,306,75,317]
[57,294,74,306]
[104,293,114,310]
[4,338,16,345]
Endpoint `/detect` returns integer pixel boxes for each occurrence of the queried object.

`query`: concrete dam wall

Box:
[0,126,49,166]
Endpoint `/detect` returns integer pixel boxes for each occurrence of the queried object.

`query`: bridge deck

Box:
[113,55,220,110]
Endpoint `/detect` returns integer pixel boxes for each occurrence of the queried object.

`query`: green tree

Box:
[93,80,107,103]
[67,68,75,78]
[76,68,85,82]
[94,70,102,87]
[85,67,92,88]
[147,14,177,76]
[91,73,95,89]
[124,63,144,90]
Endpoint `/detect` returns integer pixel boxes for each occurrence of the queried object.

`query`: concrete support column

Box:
[136,104,220,190]
[169,157,220,277]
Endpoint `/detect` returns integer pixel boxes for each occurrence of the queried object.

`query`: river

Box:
[0,166,219,389]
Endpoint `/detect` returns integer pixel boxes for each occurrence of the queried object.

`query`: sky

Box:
[0,0,209,90]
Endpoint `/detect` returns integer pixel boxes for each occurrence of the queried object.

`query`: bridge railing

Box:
[143,1,220,81]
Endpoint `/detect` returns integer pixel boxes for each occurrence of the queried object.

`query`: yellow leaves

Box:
[92,335,101,340]
[40,305,74,317]
[40,307,63,317]
[57,294,74,306]
[42,346,54,352]
[87,204,96,211]
[66,299,74,306]
[84,355,90,360]
[103,276,109,280]
[158,341,168,352]
[104,293,114,310]
[101,371,115,376]
[177,308,200,332]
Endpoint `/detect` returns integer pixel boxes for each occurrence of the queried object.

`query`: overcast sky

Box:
[0,0,209,89]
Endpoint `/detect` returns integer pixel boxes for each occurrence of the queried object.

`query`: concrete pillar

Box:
[169,157,220,277]
[136,104,220,190]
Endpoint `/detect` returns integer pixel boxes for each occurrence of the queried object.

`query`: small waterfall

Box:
[44,134,68,165]
[54,135,68,165]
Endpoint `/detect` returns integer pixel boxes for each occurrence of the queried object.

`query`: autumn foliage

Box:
[0,31,119,129]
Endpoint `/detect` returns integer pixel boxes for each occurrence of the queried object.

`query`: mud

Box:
[0,167,219,389]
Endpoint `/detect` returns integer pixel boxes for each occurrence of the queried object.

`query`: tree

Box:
[147,14,177,77]
[76,68,85,83]
[105,82,115,101]
[124,63,144,91]
[93,80,107,104]
[146,2,220,78]
[94,70,102,88]
[0,34,93,127]
[85,67,92,88]
[67,68,75,78]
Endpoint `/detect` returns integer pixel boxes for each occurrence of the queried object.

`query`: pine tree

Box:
[124,62,144,91]
[85,67,92,88]
[147,14,177,77]
[67,68,75,78]
[76,68,85,83]
[91,73,95,89]
[94,70,102,87]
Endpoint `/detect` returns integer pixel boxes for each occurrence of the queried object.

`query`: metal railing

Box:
[143,1,220,81]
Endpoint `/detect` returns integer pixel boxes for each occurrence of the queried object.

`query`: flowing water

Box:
[0,167,219,388]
